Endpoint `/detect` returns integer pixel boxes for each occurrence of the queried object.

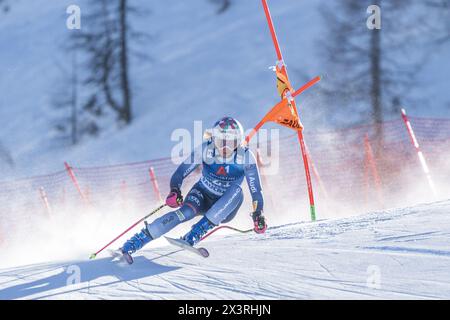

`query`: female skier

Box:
[120,117,267,263]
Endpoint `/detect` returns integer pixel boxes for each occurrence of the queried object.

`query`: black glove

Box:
[251,211,267,234]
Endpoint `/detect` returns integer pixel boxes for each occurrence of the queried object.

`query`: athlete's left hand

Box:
[166,188,183,208]
[252,211,267,234]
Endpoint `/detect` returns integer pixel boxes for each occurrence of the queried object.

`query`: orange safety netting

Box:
[0,116,449,243]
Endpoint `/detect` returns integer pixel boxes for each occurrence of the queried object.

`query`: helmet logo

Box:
[217,117,237,131]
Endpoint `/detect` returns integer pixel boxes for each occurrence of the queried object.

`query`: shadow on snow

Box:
[0,255,180,299]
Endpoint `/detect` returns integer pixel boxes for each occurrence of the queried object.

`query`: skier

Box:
[120,117,267,263]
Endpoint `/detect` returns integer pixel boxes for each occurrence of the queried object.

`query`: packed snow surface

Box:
[1,200,449,299]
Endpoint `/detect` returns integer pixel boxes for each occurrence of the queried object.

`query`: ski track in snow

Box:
[1,200,450,299]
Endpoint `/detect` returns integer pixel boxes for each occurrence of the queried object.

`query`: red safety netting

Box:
[0,116,449,243]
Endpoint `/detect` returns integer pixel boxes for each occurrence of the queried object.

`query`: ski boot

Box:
[120,222,153,264]
[182,216,215,246]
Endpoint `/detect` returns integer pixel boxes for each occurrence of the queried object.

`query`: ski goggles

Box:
[214,137,239,151]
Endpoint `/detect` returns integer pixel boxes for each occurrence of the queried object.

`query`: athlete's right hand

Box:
[166,188,183,208]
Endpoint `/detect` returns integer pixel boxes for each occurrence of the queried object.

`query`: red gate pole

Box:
[64,161,89,205]
[400,108,437,198]
[364,134,384,207]
[298,131,316,220]
[39,186,52,218]
[149,167,163,203]
[261,0,317,220]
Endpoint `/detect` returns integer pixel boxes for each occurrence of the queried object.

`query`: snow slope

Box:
[1,199,450,300]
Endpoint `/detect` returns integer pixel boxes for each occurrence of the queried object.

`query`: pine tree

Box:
[51,50,100,146]
[75,0,146,127]
[425,0,450,43]
[318,0,425,138]
[210,0,231,14]
[0,0,11,13]
[0,140,14,168]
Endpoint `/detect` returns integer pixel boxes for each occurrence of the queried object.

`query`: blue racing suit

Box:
[146,141,264,239]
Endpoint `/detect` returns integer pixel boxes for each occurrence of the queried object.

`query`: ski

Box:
[108,249,134,265]
[164,237,210,258]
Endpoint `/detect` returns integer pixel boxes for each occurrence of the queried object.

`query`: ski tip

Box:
[89,253,97,260]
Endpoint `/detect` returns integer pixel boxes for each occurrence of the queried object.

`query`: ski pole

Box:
[200,225,253,242]
[89,204,167,259]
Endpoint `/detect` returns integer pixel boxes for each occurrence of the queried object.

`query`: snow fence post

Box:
[149,167,162,203]
[364,134,384,208]
[39,186,52,218]
[400,108,437,198]
[64,161,89,205]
